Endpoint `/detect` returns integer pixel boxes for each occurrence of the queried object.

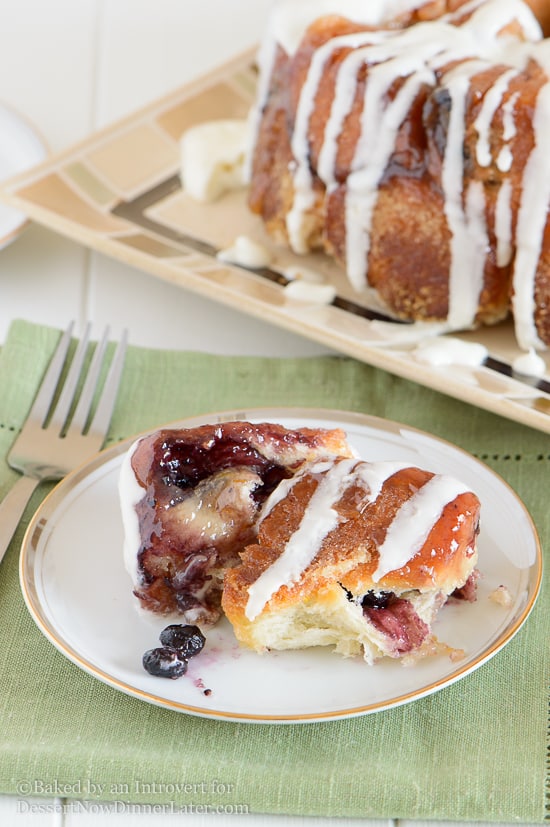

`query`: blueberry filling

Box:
[340,584,429,654]
[134,425,304,621]
[340,584,394,610]
[158,436,289,502]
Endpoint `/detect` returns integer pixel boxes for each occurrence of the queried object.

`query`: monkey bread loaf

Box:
[247,0,550,351]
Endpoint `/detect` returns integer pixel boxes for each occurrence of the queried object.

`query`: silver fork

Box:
[0,322,127,564]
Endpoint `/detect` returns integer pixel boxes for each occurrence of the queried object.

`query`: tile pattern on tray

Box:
[1,49,550,432]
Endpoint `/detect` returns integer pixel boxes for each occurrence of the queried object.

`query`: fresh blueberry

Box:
[142,646,188,679]
[159,624,206,658]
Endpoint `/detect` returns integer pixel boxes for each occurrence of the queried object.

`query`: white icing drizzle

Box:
[432,21,538,340]
[453,0,542,44]
[267,0,440,56]
[495,178,513,267]
[412,335,488,366]
[284,279,337,304]
[511,41,550,350]
[345,29,439,287]
[317,33,393,189]
[502,90,519,140]
[245,458,428,620]
[257,458,334,525]
[217,235,272,268]
[286,31,383,253]
[352,459,414,505]
[284,264,326,283]
[433,58,493,330]
[118,439,147,588]
[246,29,280,183]
[497,144,513,173]
[255,0,550,351]
[246,458,361,620]
[371,474,470,582]
[497,90,520,171]
[473,68,518,167]
[512,346,547,376]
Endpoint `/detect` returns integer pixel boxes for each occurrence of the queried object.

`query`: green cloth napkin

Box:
[0,319,548,823]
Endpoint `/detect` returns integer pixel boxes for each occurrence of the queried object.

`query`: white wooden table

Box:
[0,2,539,825]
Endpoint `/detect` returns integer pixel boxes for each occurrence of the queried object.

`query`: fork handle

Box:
[0,475,41,566]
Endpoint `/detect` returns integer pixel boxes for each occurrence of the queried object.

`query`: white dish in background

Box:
[20,408,541,724]
[0,102,47,249]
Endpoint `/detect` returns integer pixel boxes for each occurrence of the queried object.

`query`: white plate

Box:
[20,408,542,724]
[0,102,47,249]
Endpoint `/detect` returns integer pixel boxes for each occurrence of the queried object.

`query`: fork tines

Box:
[30,322,127,438]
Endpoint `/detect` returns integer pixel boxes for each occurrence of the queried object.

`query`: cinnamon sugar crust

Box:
[222,461,480,661]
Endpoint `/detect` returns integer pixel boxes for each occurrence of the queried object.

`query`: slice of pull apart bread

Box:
[222,457,480,663]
